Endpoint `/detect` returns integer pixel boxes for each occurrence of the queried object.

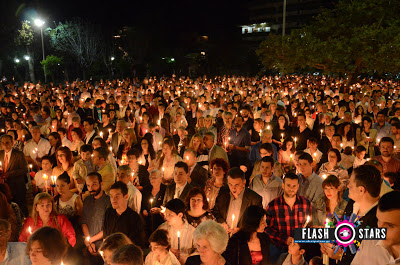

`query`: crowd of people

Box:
[0,75,399,265]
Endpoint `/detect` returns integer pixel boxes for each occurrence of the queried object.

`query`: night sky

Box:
[9,0,244,39]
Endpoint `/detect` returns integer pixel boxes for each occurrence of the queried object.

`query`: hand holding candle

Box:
[177,231,181,251]
[303,215,310,228]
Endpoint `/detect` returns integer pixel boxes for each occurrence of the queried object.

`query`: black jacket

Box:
[223,231,270,265]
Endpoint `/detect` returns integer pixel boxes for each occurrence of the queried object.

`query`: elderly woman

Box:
[184,187,215,228]
[223,206,270,265]
[185,220,229,265]
[145,229,180,265]
[27,227,68,265]
[317,148,349,190]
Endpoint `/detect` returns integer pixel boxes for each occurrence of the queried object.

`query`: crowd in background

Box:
[0,75,399,265]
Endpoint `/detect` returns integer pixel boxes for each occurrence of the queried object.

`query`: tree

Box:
[40,55,63,82]
[48,18,104,79]
[257,0,400,86]
[15,20,35,82]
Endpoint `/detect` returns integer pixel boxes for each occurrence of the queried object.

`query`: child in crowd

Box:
[277,242,308,265]
[353,145,367,168]
[32,155,54,194]
[72,144,94,193]
[340,146,355,170]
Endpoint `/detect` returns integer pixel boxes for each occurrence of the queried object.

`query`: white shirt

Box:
[62,137,72,148]
[127,182,142,214]
[23,138,51,160]
[85,130,95,144]
[351,240,400,265]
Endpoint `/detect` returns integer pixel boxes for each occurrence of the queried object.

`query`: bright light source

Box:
[171,58,175,62]
[24,55,30,61]
[111,56,115,61]
[34,18,45,27]
[201,51,206,56]
[15,58,20,63]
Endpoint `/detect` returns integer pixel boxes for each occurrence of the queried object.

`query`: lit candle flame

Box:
[28,226,32,234]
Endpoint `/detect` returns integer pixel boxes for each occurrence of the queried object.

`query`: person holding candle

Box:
[278,139,296,169]
[163,161,194,205]
[155,138,182,185]
[337,122,355,149]
[138,112,152,138]
[291,112,313,151]
[145,229,180,265]
[72,144,94,193]
[158,199,195,264]
[272,115,290,148]
[184,149,208,189]
[265,173,312,264]
[317,148,349,190]
[313,175,347,227]
[138,135,157,170]
[99,233,133,265]
[184,187,215,228]
[92,147,116,195]
[23,126,51,170]
[98,112,116,141]
[127,148,151,191]
[70,127,84,157]
[212,167,262,233]
[356,116,377,158]
[32,155,54,195]
[0,134,29,216]
[116,128,138,166]
[81,172,111,263]
[26,226,68,265]
[19,192,76,247]
[223,205,270,265]
[216,111,234,149]
[188,134,209,168]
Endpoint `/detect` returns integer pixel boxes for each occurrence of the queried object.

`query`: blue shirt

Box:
[1,242,31,265]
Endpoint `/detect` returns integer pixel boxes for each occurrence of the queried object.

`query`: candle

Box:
[86,236,95,253]
[177,231,181,251]
[28,226,32,234]
[281,133,284,142]
[150,198,154,208]
[320,129,323,139]
[267,125,270,130]
[231,214,235,229]
[100,131,103,138]
[294,137,297,148]
[43,174,48,192]
[186,156,189,161]
[322,174,327,179]
[323,219,330,264]
[303,215,310,228]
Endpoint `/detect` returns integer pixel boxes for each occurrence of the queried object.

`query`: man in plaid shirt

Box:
[265,172,312,263]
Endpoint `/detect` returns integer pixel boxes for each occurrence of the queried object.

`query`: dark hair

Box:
[309,256,323,265]
[99,232,133,252]
[56,171,71,184]
[110,181,128,196]
[93,136,108,148]
[84,117,96,126]
[165,198,185,215]
[210,158,229,173]
[140,134,156,160]
[355,145,367,153]
[149,229,171,250]
[307,137,318,145]
[49,132,62,148]
[380,136,394,146]
[111,244,143,265]
[261,156,275,167]
[259,143,274,155]
[322,175,343,213]
[57,127,67,135]
[87,172,102,183]
[71,127,83,139]
[26,227,68,264]
[384,172,400,188]
[41,155,54,165]
[328,148,342,162]
[175,161,189,173]
[282,138,295,152]
[338,122,354,141]
[185,187,209,210]
[227,167,245,180]
[94,146,109,160]
[80,144,93,153]
[298,152,313,164]
[240,205,266,241]
[361,116,373,132]
[332,133,342,141]
[283,172,299,183]
[353,165,381,198]
[378,191,400,212]
[127,148,140,159]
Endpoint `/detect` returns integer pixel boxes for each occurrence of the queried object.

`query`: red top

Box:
[19,214,76,247]
[250,251,263,265]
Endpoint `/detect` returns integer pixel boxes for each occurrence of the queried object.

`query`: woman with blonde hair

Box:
[189,133,208,168]
[52,146,76,192]
[117,128,138,165]
[19,192,76,247]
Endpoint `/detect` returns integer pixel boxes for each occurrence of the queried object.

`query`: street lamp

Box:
[24,55,30,61]
[34,18,46,83]
[14,59,20,63]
